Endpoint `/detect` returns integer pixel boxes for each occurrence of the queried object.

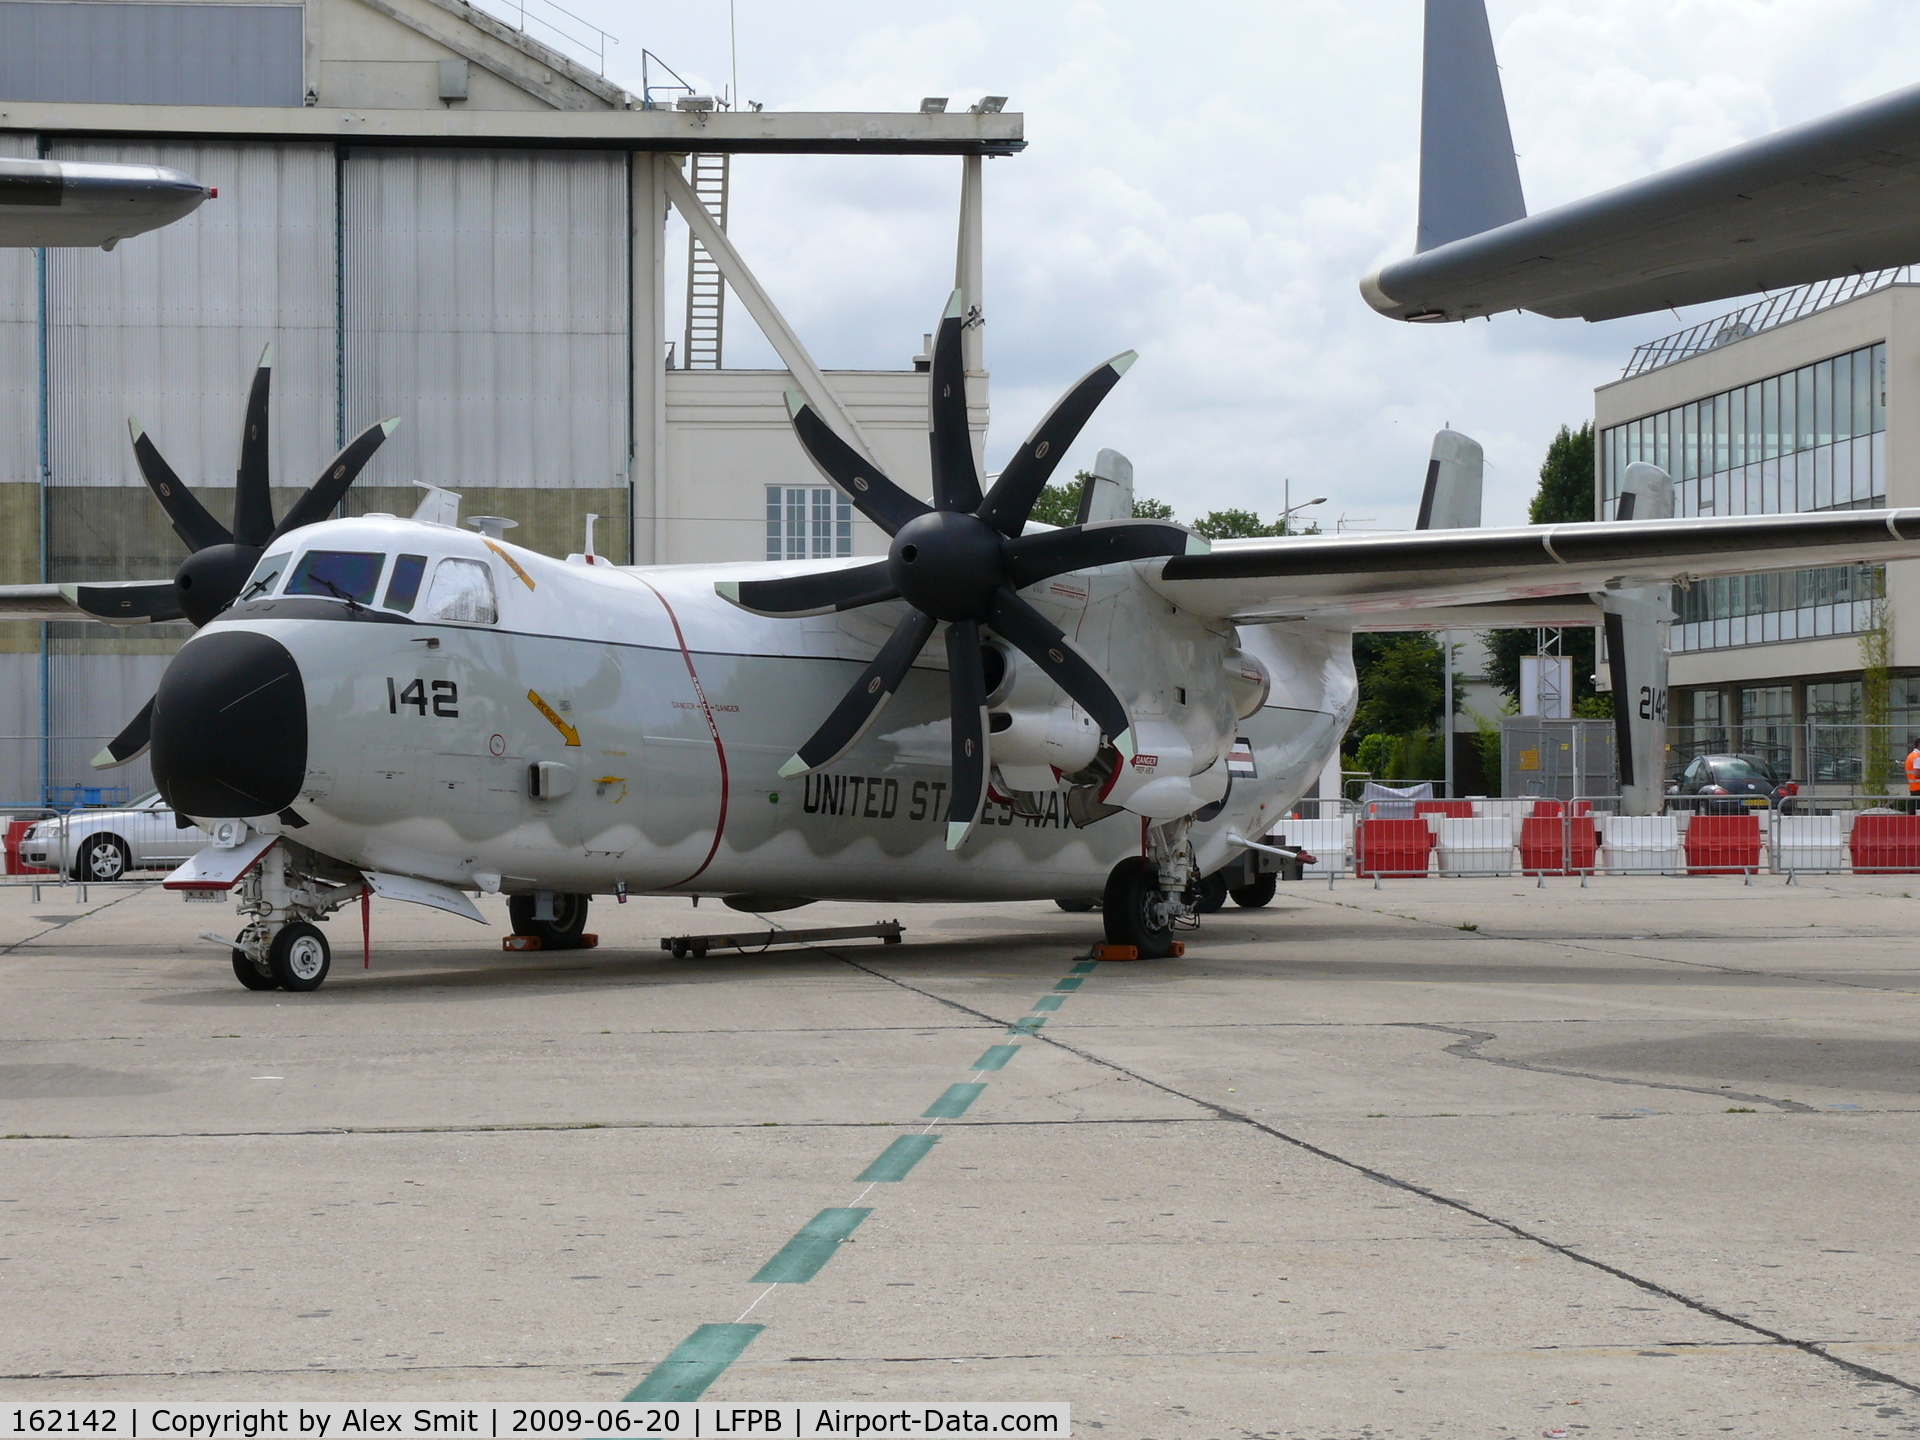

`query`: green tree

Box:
[1024,474,1179,526]
[1530,422,1597,524]
[1351,633,1446,738]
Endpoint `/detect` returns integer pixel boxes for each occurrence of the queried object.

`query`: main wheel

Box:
[508,892,592,949]
[73,833,129,883]
[231,950,277,990]
[268,922,331,992]
[1230,873,1278,908]
[1101,857,1176,959]
[1194,872,1229,914]
[1054,898,1096,913]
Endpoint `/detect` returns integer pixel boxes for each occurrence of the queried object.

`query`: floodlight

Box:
[677,96,717,112]
[920,97,949,113]
[975,96,1008,113]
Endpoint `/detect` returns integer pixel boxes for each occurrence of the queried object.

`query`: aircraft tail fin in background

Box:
[1417,0,1527,252]
[1415,428,1484,530]
[1598,462,1677,815]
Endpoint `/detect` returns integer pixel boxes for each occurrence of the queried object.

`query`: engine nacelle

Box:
[1223,648,1271,719]
[983,642,1101,789]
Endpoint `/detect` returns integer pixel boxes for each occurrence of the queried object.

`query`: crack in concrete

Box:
[0,884,154,956]
[1397,1023,1818,1113]
[828,951,1920,1400]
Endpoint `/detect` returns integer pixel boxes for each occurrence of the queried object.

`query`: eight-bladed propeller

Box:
[93,343,398,770]
[716,291,1204,849]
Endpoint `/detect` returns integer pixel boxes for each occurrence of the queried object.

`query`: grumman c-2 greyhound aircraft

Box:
[9,294,1920,993]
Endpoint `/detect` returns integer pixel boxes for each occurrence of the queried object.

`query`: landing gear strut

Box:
[226,839,364,993]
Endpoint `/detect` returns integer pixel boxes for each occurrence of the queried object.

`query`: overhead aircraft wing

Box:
[1147,509,1920,624]
[0,581,183,624]
[1,158,211,251]
[1363,0,1920,323]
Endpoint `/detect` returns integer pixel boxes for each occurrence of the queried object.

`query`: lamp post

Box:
[1279,480,1327,535]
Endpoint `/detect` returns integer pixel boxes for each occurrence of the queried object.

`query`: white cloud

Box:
[547,0,1916,528]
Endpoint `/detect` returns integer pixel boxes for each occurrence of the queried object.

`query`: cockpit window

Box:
[423,557,497,625]
[238,551,292,602]
[384,554,428,613]
[286,550,386,606]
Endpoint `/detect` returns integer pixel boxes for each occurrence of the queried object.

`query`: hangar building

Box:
[0,0,1017,806]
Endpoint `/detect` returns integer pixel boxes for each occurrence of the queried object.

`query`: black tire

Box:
[1229,873,1278,908]
[73,833,129,883]
[231,949,277,990]
[1194,872,1229,914]
[1054,898,1096,913]
[268,922,330,992]
[508,892,592,949]
[1101,857,1175,959]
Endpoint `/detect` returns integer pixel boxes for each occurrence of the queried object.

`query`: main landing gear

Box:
[226,839,364,993]
[507,891,593,949]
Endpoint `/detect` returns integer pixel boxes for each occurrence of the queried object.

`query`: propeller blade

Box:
[927,290,982,514]
[269,417,399,542]
[943,619,990,850]
[785,392,929,536]
[777,607,938,778]
[985,587,1133,754]
[64,580,184,625]
[129,419,231,553]
[1005,520,1206,589]
[976,352,1137,537]
[717,560,898,618]
[91,695,154,770]
[231,342,276,547]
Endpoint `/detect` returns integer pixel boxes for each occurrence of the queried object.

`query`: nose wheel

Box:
[1101,857,1179,959]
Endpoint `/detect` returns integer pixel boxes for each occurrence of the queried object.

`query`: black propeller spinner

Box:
[93,343,398,770]
[717,290,1203,850]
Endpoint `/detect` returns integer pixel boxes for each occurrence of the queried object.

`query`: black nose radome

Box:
[151,630,307,817]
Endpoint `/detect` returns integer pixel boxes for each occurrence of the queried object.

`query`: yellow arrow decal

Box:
[486,539,537,591]
[527,690,580,745]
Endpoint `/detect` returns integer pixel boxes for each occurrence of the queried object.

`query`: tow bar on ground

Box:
[660,920,904,959]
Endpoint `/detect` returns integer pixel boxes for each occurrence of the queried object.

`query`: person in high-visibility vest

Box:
[1906,738,1920,813]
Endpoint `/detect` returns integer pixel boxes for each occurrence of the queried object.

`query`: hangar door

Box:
[340,149,632,563]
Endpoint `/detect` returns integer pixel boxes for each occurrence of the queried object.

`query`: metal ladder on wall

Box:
[683,153,729,369]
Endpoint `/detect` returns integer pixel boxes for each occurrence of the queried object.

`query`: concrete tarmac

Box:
[4,872,1920,1437]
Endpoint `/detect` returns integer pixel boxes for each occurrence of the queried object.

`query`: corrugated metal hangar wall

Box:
[6,139,633,807]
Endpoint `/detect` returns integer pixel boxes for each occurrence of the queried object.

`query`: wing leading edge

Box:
[1150,509,1920,624]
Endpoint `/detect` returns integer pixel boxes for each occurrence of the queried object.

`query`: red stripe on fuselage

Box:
[638,578,730,888]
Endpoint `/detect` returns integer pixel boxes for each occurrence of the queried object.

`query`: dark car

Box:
[1669,753,1798,813]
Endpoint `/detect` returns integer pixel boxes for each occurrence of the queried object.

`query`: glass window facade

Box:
[1671,564,1883,653]
[766,485,854,561]
[1603,342,1888,653]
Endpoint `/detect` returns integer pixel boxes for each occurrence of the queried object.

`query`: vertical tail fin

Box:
[1415,428,1483,530]
[1417,0,1527,252]
[1598,463,1676,814]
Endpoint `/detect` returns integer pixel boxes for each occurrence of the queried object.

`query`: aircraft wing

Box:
[0,581,183,624]
[1147,509,1920,624]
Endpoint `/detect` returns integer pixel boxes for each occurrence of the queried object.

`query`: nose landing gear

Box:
[224,838,363,992]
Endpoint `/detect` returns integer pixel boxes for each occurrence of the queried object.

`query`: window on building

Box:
[1600,341,1886,519]
[1740,685,1794,776]
[766,485,853,561]
[1807,681,1864,784]
[1670,564,1881,654]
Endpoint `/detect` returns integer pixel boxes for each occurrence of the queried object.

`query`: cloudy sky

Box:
[529,0,1919,529]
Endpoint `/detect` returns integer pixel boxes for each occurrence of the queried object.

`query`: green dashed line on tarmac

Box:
[858,1134,941,1182]
[752,1207,873,1283]
[922,1082,986,1119]
[627,956,1098,1399]
[626,1323,764,1401]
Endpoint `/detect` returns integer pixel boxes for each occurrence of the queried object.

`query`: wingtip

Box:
[946,819,973,850]
[777,754,810,779]
[1110,350,1138,377]
[943,288,966,320]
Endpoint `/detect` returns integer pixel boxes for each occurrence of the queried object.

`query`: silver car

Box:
[19,792,211,881]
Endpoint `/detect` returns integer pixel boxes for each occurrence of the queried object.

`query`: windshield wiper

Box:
[315,576,363,614]
[238,576,274,602]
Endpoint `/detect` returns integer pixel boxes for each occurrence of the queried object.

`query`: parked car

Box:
[18,792,210,881]
[1668,754,1798,814]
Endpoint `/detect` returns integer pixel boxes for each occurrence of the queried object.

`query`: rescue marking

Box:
[524,690,579,745]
